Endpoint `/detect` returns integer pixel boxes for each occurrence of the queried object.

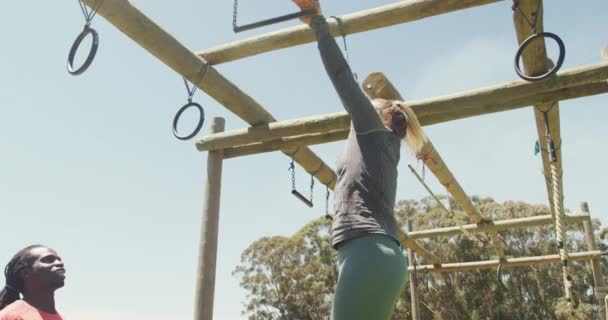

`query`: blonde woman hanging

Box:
[291,1,427,319]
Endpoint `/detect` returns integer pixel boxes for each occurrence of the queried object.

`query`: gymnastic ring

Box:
[173,102,205,140]
[67,25,99,76]
[514,32,565,81]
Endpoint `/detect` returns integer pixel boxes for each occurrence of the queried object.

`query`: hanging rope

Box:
[417,153,438,181]
[407,165,485,247]
[511,0,565,81]
[329,16,358,80]
[67,0,104,75]
[537,104,576,308]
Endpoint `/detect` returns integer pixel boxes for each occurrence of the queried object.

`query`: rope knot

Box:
[417,153,437,165]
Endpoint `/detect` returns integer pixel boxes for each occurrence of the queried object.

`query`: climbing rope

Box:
[407,165,485,247]
[67,0,104,75]
[329,16,358,80]
[537,103,576,307]
[173,62,208,141]
[511,0,565,81]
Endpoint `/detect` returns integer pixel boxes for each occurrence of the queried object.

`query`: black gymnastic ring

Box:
[173,102,205,140]
[67,25,99,76]
[514,32,565,81]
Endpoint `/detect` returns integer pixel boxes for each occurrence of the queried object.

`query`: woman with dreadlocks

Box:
[0,245,66,320]
[291,1,427,319]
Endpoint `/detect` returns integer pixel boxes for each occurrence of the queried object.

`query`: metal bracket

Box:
[233,4,316,33]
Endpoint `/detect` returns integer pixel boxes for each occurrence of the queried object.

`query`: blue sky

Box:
[1,1,607,319]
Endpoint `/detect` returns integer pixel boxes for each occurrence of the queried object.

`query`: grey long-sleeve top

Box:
[311,16,401,248]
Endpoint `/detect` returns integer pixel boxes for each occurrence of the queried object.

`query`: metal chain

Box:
[289,159,296,191]
[325,186,330,216]
[309,175,315,203]
[183,62,209,103]
[232,0,239,30]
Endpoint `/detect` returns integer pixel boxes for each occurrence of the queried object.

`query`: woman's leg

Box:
[331,234,407,320]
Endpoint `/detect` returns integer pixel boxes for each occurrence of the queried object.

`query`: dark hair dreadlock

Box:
[0,245,44,310]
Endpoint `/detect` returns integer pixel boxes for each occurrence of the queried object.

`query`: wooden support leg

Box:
[581,202,606,320]
[407,221,421,320]
[194,118,225,320]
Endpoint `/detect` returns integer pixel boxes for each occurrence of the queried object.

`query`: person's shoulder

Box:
[0,301,44,320]
[0,300,26,318]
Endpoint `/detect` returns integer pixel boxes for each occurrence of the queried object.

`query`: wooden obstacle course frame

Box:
[77,0,607,319]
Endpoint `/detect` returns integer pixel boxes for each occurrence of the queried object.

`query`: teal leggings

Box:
[332,234,408,320]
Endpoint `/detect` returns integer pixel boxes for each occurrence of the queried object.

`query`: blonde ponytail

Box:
[393,101,427,154]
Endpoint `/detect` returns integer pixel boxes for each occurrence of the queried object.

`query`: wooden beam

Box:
[408,251,602,273]
[209,81,608,158]
[80,0,337,190]
[223,130,348,159]
[408,214,590,239]
[197,0,502,65]
[407,221,422,320]
[414,138,491,225]
[196,64,608,152]
[400,232,441,265]
[198,111,349,152]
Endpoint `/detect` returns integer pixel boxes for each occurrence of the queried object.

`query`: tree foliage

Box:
[233,218,337,319]
[234,197,607,319]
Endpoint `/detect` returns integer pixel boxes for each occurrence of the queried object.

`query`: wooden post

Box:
[407,219,421,320]
[194,117,225,320]
[581,202,606,320]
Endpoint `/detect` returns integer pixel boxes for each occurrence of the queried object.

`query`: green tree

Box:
[233,218,337,319]
[235,197,606,319]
